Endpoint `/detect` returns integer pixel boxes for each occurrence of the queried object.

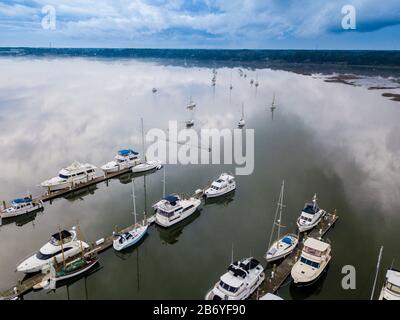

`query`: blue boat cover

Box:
[12,197,32,204]
[118,149,138,156]
[282,236,293,245]
[163,195,179,204]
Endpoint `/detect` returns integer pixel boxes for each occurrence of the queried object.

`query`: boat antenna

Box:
[231,242,234,264]
[132,178,137,226]
[313,194,317,210]
[370,245,384,300]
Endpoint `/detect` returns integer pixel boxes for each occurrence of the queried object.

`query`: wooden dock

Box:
[1,167,159,210]
[0,220,153,300]
[250,212,339,299]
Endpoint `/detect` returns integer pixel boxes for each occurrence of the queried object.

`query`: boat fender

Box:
[96,238,105,246]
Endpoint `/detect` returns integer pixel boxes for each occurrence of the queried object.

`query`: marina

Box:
[0,53,399,300]
[251,212,338,299]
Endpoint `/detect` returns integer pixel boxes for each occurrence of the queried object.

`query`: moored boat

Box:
[41,162,97,192]
[291,237,331,286]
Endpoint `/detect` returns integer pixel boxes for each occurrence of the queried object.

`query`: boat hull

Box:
[1,203,43,219]
[296,214,325,233]
[52,258,99,282]
[113,225,148,251]
[156,201,201,228]
[205,273,265,300]
[291,260,330,286]
[204,186,236,199]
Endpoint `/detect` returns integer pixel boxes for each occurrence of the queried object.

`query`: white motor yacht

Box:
[265,181,298,262]
[205,257,265,300]
[154,194,201,228]
[204,173,236,198]
[131,160,162,173]
[1,197,43,219]
[101,149,141,174]
[291,237,331,285]
[16,228,89,273]
[379,268,400,300]
[296,194,326,232]
[41,162,97,192]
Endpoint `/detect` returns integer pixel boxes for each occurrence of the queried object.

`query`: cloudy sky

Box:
[1,0,400,49]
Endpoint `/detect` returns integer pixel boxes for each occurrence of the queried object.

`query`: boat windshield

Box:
[387,282,400,294]
[303,246,323,257]
[50,236,72,246]
[300,256,320,268]
[59,174,69,179]
[157,210,175,218]
[211,186,220,190]
[219,281,239,293]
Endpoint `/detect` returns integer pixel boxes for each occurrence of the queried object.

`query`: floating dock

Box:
[1,167,159,210]
[251,212,339,300]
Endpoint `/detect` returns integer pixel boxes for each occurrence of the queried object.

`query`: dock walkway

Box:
[250,212,339,299]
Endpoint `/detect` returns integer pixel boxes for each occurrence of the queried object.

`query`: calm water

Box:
[0,56,400,300]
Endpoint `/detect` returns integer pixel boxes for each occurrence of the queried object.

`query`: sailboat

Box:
[271,92,276,112]
[113,179,148,251]
[186,99,195,128]
[132,118,162,173]
[35,226,99,290]
[238,104,245,128]
[265,181,298,262]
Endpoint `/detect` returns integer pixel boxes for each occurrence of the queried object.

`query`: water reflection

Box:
[63,186,98,202]
[0,208,43,228]
[156,209,201,245]
[0,57,399,299]
[204,191,235,206]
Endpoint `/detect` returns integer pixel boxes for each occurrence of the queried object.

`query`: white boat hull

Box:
[291,257,330,285]
[41,174,97,192]
[265,235,299,262]
[1,203,43,219]
[113,225,148,251]
[156,200,201,228]
[204,185,236,198]
[205,273,265,300]
[131,161,162,173]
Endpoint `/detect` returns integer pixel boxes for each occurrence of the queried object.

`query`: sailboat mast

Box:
[141,117,146,161]
[277,180,285,241]
[77,224,84,259]
[59,228,66,267]
[132,179,137,226]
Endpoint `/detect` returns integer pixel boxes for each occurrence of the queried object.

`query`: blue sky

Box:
[0,0,400,49]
